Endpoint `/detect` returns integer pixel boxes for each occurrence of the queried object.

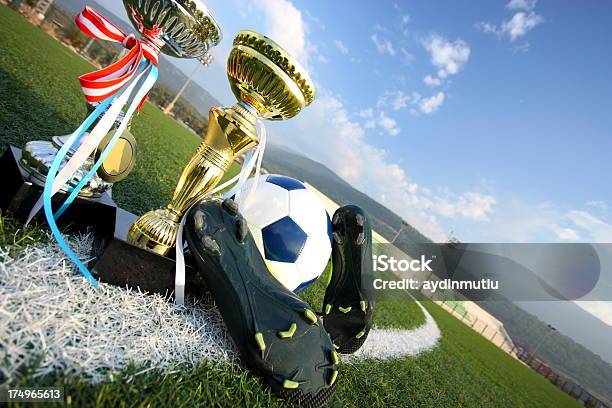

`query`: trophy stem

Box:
[127,102,259,255]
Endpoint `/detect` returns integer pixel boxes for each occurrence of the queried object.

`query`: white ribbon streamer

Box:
[173,120,267,305]
[26,62,151,223]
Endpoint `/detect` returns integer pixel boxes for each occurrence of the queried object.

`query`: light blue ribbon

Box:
[43,58,158,286]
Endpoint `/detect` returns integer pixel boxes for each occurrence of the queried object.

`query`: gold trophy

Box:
[127,30,315,255]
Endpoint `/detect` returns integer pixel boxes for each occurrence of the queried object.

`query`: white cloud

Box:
[502,11,544,41]
[587,201,608,211]
[424,34,470,79]
[250,0,310,67]
[419,92,445,114]
[371,34,396,56]
[554,226,581,241]
[575,301,612,326]
[400,14,411,35]
[506,0,537,11]
[333,39,349,55]
[377,90,420,111]
[391,91,409,110]
[377,90,446,115]
[378,111,400,136]
[278,91,495,241]
[476,0,543,42]
[475,21,499,34]
[359,108,376,128]
[467,198,612,243]
[567,210,612,242]
[359,106,400,135]
[423,75,442,87]
[456,192,496,220]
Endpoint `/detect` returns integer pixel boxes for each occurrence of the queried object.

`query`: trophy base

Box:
[0,146,204,301]
[91,209,204,300]
[21,139,113,199]
[127,208,180,256]
[0,146,117,237]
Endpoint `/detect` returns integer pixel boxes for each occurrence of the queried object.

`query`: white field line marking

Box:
[1,237,440,385]
[347,300,441,361]
[0,235,236,384]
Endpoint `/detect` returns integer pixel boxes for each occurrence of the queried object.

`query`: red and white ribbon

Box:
[75,6,160,104]
[27,7,162,223]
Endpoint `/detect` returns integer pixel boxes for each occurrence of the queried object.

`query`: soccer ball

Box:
[233,174,333,292]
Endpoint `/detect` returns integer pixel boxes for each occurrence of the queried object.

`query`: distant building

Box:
[33,0,53,22]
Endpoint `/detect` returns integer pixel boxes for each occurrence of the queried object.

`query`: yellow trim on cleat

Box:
[325,304,332,315]
[360,300,367,312]
[331,350,340,365]
[254,332,266,350]
[304,309,318,325]
[333,343,340,350]
[338,306,352,314]
[355,330,365,339]
[278,323,297,339]
[283,379,300,389]
[329,370,338,386]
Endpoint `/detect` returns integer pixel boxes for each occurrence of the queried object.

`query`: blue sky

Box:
[101,0,612,324]
[103,0,612,245]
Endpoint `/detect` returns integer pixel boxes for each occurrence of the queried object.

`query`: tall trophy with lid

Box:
[127,30,316,255]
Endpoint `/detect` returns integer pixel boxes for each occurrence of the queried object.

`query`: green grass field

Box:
[0,6,579,407]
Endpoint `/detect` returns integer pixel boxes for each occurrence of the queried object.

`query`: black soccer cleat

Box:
[185,198,340,408]
[322,205,374,355]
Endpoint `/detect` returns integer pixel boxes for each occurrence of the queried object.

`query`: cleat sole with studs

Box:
[185,199,340,407]
[323,205,374,355]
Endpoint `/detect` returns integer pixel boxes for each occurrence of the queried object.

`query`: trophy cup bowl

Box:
[127,30,315,256]
[123,0,222,61]
[18,1,222,199]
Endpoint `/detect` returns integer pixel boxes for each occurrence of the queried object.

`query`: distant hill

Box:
[482,297,612,403]
[54,0,221,117]
[263,143,432,245]
[156,61,221,117]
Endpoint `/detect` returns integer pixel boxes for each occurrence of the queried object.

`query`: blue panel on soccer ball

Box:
[266,174,306,191]
[294,276,318,293]
[262,216,307,263]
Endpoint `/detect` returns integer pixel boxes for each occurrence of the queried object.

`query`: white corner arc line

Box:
[348,299,441,361]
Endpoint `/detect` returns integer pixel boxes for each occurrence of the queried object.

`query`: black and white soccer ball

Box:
[234,174,333,292]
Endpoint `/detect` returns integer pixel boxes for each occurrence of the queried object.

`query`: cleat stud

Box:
[332,231,343,244]
[304,309,318,325]
[338,306,352,314]
[202,236,220,254]
[194,210,205,230]
[222,198,239,215]
[278,323,297,339]
[332,212,341,225]
[254,332,266,351]
[331,350,340,365]
[283,379,300,389]
[356,213,365,226]
[356,232,365,245]
[328,370,338,386]
[236,217,248,243]
[355,330,365,339]
[324,304,332,315]
[360,300,367,312]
